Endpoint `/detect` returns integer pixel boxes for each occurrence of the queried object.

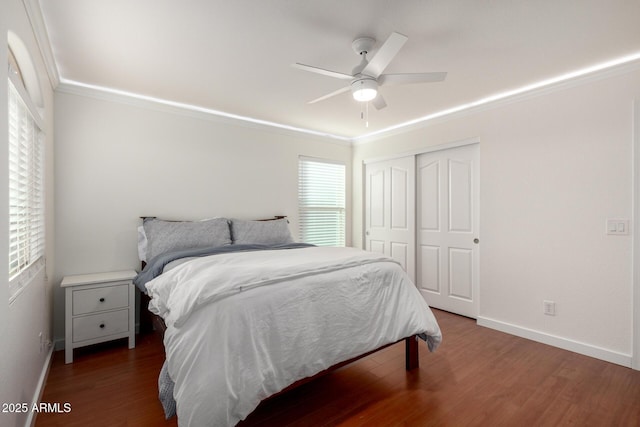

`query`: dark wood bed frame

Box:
[137,215,419,402]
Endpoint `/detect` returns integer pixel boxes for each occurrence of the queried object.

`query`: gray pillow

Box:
[230,218,294,245]
[143,217,231,261]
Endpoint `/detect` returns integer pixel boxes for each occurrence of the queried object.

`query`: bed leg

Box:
[405,335,419,370]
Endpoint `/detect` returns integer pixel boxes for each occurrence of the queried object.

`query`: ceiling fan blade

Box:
[308,86,350,104]
[372,94,387,110]
[379,72,447,86]
[362,32,408,78]
[292,63,353,80]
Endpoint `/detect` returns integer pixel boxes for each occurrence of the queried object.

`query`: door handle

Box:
[473,238,479,244]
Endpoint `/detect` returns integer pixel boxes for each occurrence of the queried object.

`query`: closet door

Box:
[365,156,415,282]
[417,144,479,318]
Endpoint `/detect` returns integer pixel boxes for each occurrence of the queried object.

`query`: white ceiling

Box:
[38,0,640,139]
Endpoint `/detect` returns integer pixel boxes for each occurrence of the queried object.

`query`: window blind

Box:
[8,77,45,299]
[298,157,345,246]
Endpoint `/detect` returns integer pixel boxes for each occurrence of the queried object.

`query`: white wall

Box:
[0,1,56,426]
[353,66,640,365]
[53,89,352,345]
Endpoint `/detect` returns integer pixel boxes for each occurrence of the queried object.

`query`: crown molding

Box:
[56,50,640,148]
[56,80,352,145]
[353,54,640,145]
[22,0,60,88]
[32,0,640,147]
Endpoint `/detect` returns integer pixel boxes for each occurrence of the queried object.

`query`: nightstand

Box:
[62,270,137,364]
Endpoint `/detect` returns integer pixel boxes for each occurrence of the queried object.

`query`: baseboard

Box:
[53,337,64,351]
[25,345,54,427]
[477,316,632,368]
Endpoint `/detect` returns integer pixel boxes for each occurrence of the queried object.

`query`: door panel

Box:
[369,170,385,228]
[419,245,440,292]
[391,242,408,272]
[369,240,385,254]
[449,247,473,300]
[419,160,440,230]
[365,157,415,282]
[391,167,409,229]
[449,159,473,232]
[417,144,479,318]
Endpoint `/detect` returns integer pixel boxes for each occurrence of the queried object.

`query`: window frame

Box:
[298,156,346,247]
[8,69,45,302]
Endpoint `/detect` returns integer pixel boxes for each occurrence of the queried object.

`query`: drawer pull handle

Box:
[99,298,105,302]
[99,323,105,329]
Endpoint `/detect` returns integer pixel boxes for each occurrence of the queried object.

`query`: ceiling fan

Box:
[293,32,446,110]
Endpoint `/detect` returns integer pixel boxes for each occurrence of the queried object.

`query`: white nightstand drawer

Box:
[72,284,129,315]
[72,309,129,343]
[63,270,137,363]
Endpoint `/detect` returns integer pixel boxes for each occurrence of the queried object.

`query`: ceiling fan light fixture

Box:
[351,78,377,102]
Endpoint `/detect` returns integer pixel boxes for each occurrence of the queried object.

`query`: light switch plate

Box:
[606,219,629,235]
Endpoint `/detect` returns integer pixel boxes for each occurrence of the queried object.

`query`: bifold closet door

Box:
[365,156,415,282]
[417,144,479,318]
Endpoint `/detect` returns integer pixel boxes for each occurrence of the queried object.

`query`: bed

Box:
[134,216,442,426]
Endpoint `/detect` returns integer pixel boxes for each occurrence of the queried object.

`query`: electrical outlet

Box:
[543,300,556,316]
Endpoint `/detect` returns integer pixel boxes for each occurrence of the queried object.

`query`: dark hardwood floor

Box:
[36,310,640,426]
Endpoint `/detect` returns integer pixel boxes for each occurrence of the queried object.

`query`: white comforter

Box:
[146,246,442,426]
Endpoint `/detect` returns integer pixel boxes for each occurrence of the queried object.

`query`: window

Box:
[298,157,345,246]
[8,47,24,88]
[8,56,45,300]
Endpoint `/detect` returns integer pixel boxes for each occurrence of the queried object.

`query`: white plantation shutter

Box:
[8,76,45,299]
[298,157,345,246]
